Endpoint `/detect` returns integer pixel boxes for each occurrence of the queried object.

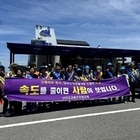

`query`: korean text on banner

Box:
[4,76,130,102]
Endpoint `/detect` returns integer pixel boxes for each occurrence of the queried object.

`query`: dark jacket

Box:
[64,71,75,81]
[27,74,38,79]
[50,71,63,79]
[103,70,115,79]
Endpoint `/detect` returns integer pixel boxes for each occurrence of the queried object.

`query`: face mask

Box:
[97,69,101,72]
[85,69,89,73]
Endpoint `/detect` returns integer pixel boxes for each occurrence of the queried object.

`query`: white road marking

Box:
[0,107,140,129]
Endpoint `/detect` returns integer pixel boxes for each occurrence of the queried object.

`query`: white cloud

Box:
[0,25,32,35]
[1,0,140,70]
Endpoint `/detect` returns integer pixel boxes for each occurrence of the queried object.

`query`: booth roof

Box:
[7,42,140,58]
[56,39,90,46]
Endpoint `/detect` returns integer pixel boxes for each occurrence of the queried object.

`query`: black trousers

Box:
[14,101,22,113]
[3,99,22,114]
[130,82,135,101]
[10,101,22,113]
[3,98,8,114]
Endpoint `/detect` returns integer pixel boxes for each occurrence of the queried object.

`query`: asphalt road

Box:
[0,100,140,140]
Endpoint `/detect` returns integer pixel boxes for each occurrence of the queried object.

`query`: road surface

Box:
[0,100,140,140]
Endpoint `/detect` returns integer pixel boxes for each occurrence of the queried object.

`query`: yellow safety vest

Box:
[0,76,4,84]
[130,69,137,82]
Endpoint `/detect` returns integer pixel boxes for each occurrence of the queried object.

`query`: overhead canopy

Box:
[56,39,90,46]
[7,42,140,58]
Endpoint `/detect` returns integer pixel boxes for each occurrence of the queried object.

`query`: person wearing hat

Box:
[83,65,93,81]
[47,64,53,72]
[93,65,103,81]
[103,62,115,79]
[7,63,18,77]
[126,62,138,102]
[74,68,84,81]
[4,63,18,115]
[117,66,129,103]
[39,65,51,79]
[103,62,116,102]
[46,64,53,79]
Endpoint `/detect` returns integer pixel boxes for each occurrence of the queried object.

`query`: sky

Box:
[0,0,140,71]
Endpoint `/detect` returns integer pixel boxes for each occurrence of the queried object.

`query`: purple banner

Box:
[4,76,130,102]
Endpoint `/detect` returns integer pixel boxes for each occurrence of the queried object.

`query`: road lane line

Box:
[0,107,140,129]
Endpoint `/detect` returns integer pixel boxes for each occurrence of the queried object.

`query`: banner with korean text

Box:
[4,76,130,102]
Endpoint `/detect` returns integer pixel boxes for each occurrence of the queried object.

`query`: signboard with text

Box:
[4,76,129,102]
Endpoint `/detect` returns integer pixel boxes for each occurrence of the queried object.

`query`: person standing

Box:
[30,63,39,76]
[0,78,6,117]
[117,66,129,103]
[50,64,63,80]
[46,64,53,77]
[93,66,103,81]
[1,68,23,116]
[39,65,50,79]
[126,62,138,102]
[7,63,18,77]
[0,62,5,103]
[38,65,49,108]
[73,64,79,72]
[74,68,84,81]
[6,63,18,115]
[103,62,115,79]
[103,62,116,102]
[0,63,6,116]
[83,65,93,81]
[26,67,38,112]
[13,69,24,115]
[65,65,75,81]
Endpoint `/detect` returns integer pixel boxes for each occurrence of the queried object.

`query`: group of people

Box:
[0,61,138,116]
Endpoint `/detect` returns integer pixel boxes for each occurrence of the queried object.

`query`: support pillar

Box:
[135,56,138,67]
[46,55,48,64]
[49,55,51,64]
[99,58,102,65]
[12,53,15,63]
[36,55,47,70]
[54,55,60,67]
[122,56,125,65]
[10,51,12,65]
[75,57,77,64]
[110,57,112,63]
[82,57,84,65]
